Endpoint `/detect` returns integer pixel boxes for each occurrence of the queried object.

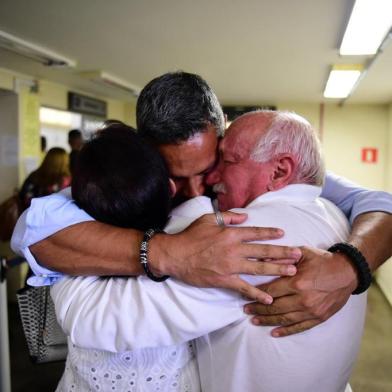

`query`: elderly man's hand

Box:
[150,211,301,305]
[243,246,359,336]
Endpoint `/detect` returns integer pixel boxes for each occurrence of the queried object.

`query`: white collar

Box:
[246,184,322,208]
[170,184,321,218]
[170,196,213,218]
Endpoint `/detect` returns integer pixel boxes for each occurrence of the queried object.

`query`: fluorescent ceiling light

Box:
[340,0,392,55]
[323,65,362,98]
[40,107,81,127]
[80,71,140,97]
[0,30,76,67]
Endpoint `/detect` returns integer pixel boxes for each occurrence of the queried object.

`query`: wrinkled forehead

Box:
[221,114,272,159]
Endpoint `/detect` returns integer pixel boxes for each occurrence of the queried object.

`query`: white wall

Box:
[323,104,388,190]
[0,91,19,201]
[375,102,392,305]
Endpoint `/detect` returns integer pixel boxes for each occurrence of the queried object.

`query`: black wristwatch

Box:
[328,242,372,295]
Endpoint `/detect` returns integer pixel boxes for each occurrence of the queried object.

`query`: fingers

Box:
[249,311,314,327]
[244,295,303,316]
[224,276,274,304]
[242,243,301,261]
[256,276,297,298]
[201,212,285,240]
[236,260,297,277]
[220,211,248,225]
[232,226,285,241]
[270,319,321,337]
[263,258,300,265]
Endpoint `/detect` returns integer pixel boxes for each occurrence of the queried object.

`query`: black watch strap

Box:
[328,242,372,295]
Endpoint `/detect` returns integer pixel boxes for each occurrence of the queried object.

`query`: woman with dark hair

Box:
[19,147,71,211]
[71,124,172,232]
[55,124,190,391]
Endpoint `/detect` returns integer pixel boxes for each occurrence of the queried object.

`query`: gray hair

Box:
[250,111,325,186]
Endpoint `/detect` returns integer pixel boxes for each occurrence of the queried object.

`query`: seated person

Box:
[52,113,366,392]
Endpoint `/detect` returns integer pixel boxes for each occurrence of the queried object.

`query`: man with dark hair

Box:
[12,71,392,338]
[68,128,83,175]
[137,72,225,143]
[137,72,225,206]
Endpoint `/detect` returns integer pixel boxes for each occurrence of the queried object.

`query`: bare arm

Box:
[31,212,300,303]
[245,211,392,335]
[348,212,392,271]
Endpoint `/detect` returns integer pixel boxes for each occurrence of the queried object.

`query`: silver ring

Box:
[215,210,225,227]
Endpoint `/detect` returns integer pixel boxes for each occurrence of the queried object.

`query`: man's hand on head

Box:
[243,246,359,337]
[148,211,301,305]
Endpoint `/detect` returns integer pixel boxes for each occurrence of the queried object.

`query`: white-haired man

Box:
[51,111,366,392]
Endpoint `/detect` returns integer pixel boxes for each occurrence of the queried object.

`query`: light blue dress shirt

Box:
[11,172,392,286]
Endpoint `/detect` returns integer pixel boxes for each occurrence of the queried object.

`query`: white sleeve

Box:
[51,275,243,353]
[11,188,94,286]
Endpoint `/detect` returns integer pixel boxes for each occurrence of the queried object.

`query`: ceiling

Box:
[0,0,391,105]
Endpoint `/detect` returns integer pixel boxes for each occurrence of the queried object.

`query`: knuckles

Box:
[291,277,311,292]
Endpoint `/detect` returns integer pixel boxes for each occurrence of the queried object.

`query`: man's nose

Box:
[183,176,205,198]
[205,166,220,185]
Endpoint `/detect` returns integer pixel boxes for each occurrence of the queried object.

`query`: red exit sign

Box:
[361,148,378,163]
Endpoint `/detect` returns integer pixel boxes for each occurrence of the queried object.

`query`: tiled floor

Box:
[7,283,392,391]
[350,283,392,392]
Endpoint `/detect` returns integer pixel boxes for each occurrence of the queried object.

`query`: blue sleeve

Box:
[321,172,392,225]
[11,187,94,286]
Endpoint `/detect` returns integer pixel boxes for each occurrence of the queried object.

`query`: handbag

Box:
[0,193,23,241]
[16,285,68,363]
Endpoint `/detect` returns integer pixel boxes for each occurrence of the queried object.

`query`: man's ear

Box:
[169,178,177,197]
[268,154,296,191]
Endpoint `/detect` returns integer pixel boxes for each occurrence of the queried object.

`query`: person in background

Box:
[68,129,83,175]
[40,135,47,158]
[19,147,71,211]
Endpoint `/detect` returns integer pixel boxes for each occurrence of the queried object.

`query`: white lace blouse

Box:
[56,340,200,392]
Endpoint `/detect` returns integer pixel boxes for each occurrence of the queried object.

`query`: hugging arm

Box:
[12,190,299,302]
[246,172,392,336]
[51,275,243,353]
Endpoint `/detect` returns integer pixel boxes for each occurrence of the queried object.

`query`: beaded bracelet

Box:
[328,242,372,295]
[140,228,170,282]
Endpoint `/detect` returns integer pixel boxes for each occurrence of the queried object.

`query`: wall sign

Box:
[361,148,378,164]
[68,92,107,117]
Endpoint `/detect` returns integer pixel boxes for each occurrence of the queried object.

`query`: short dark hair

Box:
[71,124,171,231]
[136,71,224,144]
[68,129,82,142]
[40,135,47,152]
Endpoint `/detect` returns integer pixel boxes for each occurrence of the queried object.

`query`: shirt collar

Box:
[246,184,322,208]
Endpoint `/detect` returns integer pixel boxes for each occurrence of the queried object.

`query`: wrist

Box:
[331,252,359,293]
[328,242,372,294]
[147,232,172,276]
[139,229,169,282]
